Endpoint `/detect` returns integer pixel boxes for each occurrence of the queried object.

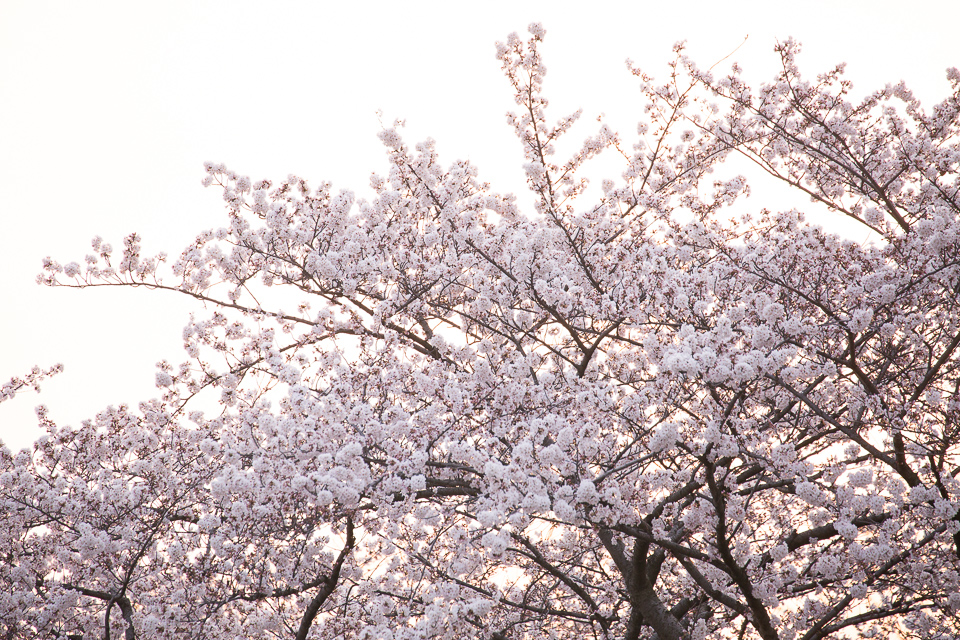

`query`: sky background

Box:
[2,0,958,452]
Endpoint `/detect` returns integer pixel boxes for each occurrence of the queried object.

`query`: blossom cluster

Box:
[6,23,960,640]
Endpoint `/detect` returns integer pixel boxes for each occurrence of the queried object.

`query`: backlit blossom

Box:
[9,26,960,640]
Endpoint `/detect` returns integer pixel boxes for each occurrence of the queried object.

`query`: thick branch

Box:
[295,517,355,640]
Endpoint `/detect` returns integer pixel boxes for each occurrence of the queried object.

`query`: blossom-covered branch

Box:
[5,22,960,640]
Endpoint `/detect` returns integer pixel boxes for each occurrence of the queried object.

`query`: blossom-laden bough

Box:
[5,23,960,640]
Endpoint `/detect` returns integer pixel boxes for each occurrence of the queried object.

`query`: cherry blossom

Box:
[5,23,960,640]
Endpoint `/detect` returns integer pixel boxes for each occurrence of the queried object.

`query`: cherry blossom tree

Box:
[3,24,960,640]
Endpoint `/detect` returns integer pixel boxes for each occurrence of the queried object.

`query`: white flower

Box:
[576,480,600,505]
[835,520,858,541]
[948,592,960,611]
[814,553,841,577]
[484,460,507,480]
[408,474,426,492]
[846,468,874,488]
[377,128,403,150]
[552,499,576,520]
[477,510,500,528]
[197,513,221,532]
[849,309,874,333]
[733,360,756,381]
[761,302,785,322]
[649,422,679,452]
[335,442,363,465]
[481,529,509,557]
[795,481,824,506]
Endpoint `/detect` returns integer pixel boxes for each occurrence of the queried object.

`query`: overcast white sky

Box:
[2,0,958,452]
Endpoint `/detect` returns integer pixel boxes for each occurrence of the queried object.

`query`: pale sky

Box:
[2,0,958,452]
